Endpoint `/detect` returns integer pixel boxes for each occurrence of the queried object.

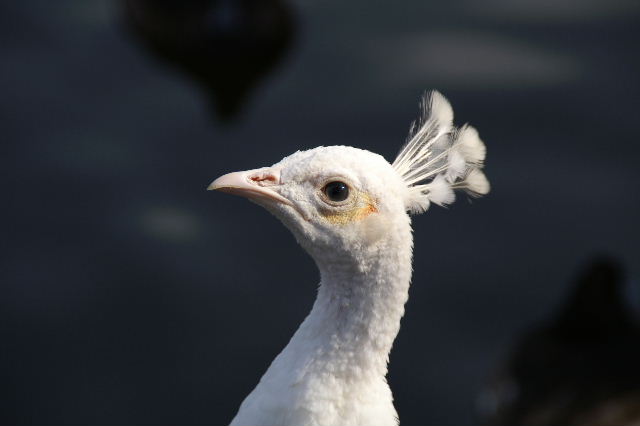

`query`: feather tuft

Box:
[456,168,490,196]
[455,125,486,165]
[445,150,466,182]
[392,91,490,214]
[405,188,431,214]
[425,174,456,206]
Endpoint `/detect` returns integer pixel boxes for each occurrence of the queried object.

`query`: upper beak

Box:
[207,167,291,206]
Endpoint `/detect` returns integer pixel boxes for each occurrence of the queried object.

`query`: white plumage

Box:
[208,91,489,426]
[393,91,489,213]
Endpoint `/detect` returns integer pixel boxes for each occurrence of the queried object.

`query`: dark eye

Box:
[323,181,350,202]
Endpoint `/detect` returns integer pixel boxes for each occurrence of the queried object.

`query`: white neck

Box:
[230,219,414,426]
[303,247,413,379]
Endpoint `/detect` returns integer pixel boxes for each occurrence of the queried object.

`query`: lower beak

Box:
[207,168,291,206]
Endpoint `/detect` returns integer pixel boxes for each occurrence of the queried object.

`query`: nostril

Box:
[249,170,280,186]
[251,175,276,182]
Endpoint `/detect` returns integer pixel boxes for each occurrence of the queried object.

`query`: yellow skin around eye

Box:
[321,191,378,225]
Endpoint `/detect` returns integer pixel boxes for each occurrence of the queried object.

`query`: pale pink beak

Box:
[207,168,291,206]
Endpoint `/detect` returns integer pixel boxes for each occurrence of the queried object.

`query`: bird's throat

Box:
[230,221,414,426]
[307,251,413,377]
[277,224,414,387]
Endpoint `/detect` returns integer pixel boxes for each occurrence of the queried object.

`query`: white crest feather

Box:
[454,168,490,196]
[455,125,486,165]
[392,91,490,214]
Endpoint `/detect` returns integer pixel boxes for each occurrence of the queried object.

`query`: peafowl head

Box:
[208,91,490,261]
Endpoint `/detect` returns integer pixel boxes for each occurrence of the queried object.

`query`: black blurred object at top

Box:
[479,257,640,426]
[123,0,295,121]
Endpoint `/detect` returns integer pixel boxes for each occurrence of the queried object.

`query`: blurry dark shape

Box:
[478,256,640,426]
[123,0,295,121]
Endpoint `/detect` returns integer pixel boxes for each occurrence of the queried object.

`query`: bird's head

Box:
[208,91,490,262]
[208,146,411,258]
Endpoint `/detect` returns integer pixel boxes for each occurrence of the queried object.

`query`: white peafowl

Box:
[208,91,490,426]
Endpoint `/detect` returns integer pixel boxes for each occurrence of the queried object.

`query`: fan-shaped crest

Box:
[392,91,490,214]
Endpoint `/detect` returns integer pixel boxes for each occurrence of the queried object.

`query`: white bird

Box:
[208,91,489,426]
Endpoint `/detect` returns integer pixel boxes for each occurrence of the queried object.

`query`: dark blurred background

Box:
[2,0,639,424]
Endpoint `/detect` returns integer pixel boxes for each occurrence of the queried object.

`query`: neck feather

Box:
[230,216,414,426]
[283,218,414,382]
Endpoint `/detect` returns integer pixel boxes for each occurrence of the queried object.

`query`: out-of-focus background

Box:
[2,0,639,424]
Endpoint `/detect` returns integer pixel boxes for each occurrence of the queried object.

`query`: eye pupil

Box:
[324,181,349,202]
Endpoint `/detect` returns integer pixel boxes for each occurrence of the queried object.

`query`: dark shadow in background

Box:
[123,0,295,121]
[479,257,640,425]
[1,0,639,425]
